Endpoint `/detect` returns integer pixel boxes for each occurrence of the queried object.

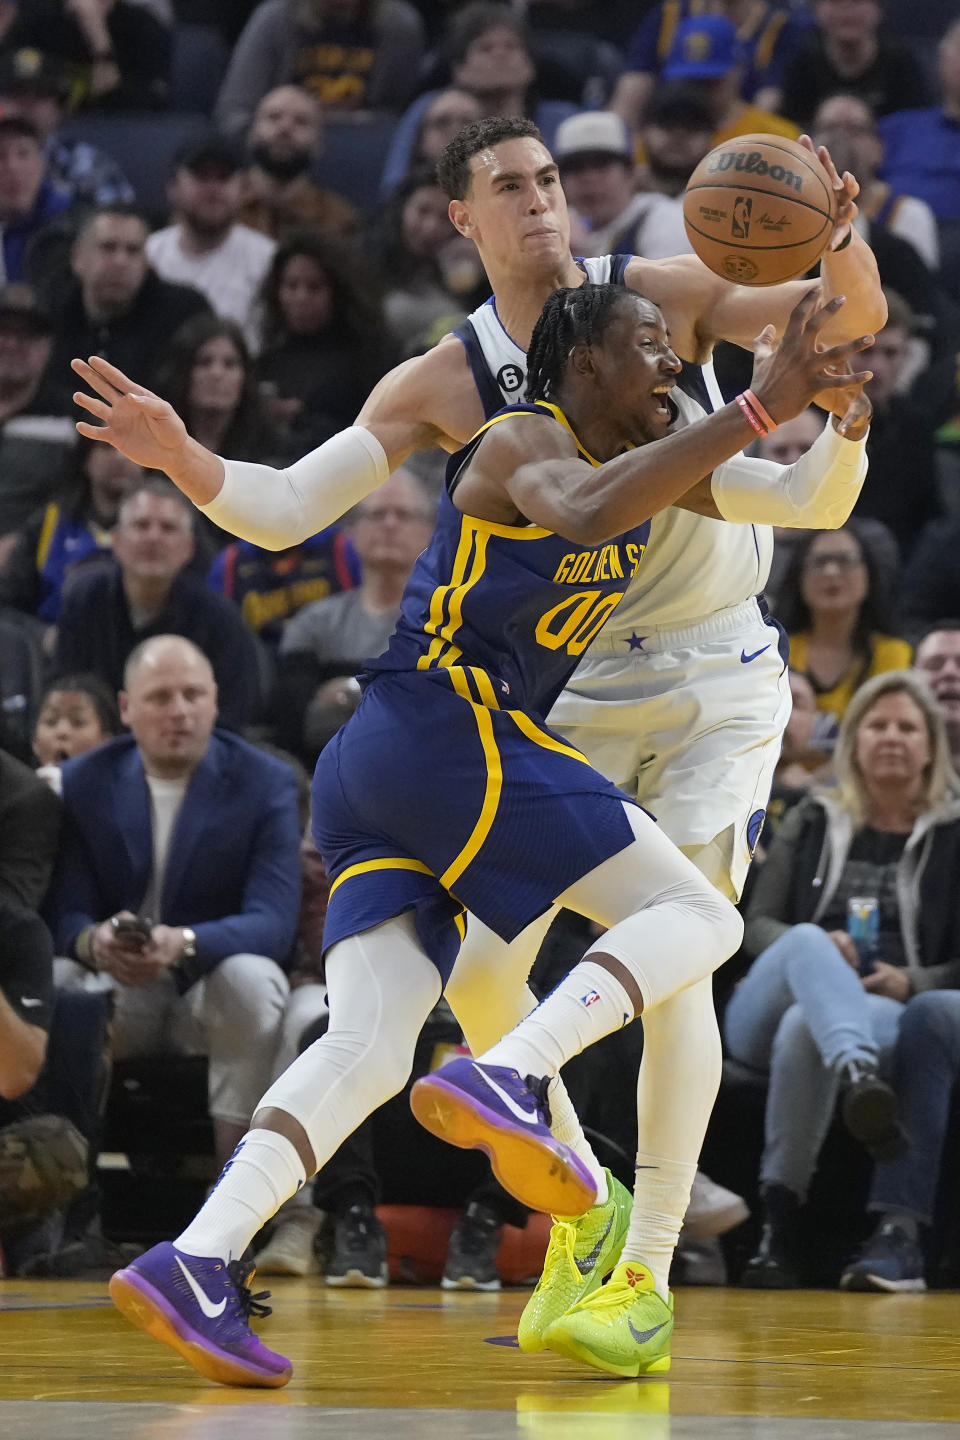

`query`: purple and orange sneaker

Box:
[410,1058,597,1216]
[109,1242,292,1387]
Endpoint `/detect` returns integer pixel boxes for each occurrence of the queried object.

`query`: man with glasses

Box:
[273,467,435,762]
[811,92,939,270]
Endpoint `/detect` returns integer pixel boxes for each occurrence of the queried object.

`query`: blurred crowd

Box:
[1,0,960,1297]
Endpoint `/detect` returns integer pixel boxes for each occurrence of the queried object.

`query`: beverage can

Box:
[846,896,879,963]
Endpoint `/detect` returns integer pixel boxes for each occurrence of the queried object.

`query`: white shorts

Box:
[547,598,791,900]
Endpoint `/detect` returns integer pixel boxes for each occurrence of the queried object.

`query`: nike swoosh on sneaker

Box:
[472,1065,539,1125]
[628,1318,667,1345]
[175,1255,227,1318]
[574,1215,614,1275]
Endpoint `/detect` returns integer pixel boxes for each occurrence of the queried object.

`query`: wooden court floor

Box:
[2,1278,960,1439]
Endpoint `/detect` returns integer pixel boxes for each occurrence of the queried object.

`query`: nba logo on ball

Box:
[732,197,752,239]
[747,808,766,858]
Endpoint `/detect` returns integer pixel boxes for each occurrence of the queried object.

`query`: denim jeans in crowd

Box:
[724,923,903,1200]
[868,990,960,1224]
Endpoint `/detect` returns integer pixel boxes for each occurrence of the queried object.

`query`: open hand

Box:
[72,355,190,470]
[798,135,859,249]
[862,961,911,1002]
[829,383,872,441]
[818,351,873,439]
[749,290,874,427]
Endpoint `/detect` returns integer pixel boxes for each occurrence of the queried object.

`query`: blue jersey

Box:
[366,401,651,720]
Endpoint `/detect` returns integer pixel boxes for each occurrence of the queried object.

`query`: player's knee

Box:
[702,888,743,961]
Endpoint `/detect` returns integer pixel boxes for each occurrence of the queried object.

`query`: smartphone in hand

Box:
[111,915,153,950]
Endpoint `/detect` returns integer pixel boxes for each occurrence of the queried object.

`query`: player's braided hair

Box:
[525,283,636,402]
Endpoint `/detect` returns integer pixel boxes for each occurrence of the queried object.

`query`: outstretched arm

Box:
[463,293,873,545]
[719,139,885,346]
[707,385,871,527]
[639,139,885,360]
[71,340,472,550]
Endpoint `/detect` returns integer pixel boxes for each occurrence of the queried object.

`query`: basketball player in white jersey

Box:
[72,116,883,1371]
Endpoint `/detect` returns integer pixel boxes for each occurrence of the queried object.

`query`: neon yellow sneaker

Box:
[517,1169,631,1354]
[542,1260,673,1377]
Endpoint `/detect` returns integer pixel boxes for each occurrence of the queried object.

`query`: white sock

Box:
[621,1151,697,1302]
[629,975,724,1301]
[547,1077,608,1205]
[175,1129,307,1264]
[480,959,632,1079]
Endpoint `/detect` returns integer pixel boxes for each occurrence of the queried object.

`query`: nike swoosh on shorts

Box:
[741,644,771,663]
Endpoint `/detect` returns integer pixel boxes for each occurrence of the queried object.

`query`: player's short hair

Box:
[436,115,545,200]
[525,283,645,402]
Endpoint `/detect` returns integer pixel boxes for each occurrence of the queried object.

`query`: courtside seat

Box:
[100,1055,214,1240]
[378,1204,551,1285]
[58,112,211,217]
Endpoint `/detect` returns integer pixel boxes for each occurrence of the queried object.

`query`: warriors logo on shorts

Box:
[746,808,766,858]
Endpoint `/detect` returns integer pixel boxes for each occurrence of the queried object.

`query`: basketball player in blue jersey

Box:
[103,282,873,1387]
[73,117,883,1371]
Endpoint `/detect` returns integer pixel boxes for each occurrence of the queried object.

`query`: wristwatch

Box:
[181,927,198,959]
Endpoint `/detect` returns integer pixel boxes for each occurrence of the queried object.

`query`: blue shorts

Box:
[312,669,638,980]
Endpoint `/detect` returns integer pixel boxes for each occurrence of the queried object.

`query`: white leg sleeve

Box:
[257,911,441,1163]
[480,804,741,1078]
[562,805,743,1007]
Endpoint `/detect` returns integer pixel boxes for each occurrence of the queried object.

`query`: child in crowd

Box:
[32,673,122,793]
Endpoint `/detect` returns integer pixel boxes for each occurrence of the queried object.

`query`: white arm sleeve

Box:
[711,416,869,530]
[196,425,390,550]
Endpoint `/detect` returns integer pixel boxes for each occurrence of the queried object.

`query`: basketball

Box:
[683,134,838,286]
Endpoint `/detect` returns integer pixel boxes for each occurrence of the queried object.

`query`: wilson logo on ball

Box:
[706,148,804,193]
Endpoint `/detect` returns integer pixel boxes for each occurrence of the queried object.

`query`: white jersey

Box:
[454,255,773,633]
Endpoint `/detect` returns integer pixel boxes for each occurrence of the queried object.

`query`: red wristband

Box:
[735,392,768,437]
[743,388,778,432]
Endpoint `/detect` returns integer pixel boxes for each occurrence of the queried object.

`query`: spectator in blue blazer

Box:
[45,634,304,1171]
